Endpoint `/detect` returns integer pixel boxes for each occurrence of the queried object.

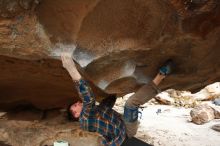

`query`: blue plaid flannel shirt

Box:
[75,79,126,146]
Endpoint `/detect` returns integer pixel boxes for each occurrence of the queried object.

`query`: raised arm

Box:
[61,51,95,112]
[61,52,81,81]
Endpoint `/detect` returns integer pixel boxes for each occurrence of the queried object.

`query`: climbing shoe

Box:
[159,59,174,75]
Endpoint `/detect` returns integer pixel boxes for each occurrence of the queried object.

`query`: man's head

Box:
[67,101,83,120]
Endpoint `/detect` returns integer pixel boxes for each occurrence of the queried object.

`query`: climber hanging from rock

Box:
[61,48,174,146]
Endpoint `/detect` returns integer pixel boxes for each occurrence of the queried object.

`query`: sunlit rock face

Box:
[190,104,215,124]
[0,0,220,109]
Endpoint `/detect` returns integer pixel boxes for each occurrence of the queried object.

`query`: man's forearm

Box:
[66,64,81,81]
[61,55,81,81]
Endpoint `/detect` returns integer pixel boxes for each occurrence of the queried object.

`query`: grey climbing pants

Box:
[124,81,160,137]
[126,82,159,107]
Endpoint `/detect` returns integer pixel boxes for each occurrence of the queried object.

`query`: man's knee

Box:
[125,96,138,107]
[123,92,143,123]
[123,105,139,123]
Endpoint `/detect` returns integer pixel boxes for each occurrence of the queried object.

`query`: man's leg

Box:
[125,73,165,109]
[124,60,173,137]
[124,73,164,137]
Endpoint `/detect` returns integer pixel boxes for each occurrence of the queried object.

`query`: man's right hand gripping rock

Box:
[61,48,81,81]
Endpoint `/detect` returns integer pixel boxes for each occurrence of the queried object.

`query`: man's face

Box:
[69,101,83,118]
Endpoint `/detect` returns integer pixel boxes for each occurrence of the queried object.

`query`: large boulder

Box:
[1,0,220,109]
[190,104,215,125]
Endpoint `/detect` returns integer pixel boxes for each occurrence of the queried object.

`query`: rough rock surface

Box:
[0,109,103,146]
[190,104,215,124]
[212,124,220,132]
[155,82,220,107]
[1,0,220,109]
[212,105,220,119]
